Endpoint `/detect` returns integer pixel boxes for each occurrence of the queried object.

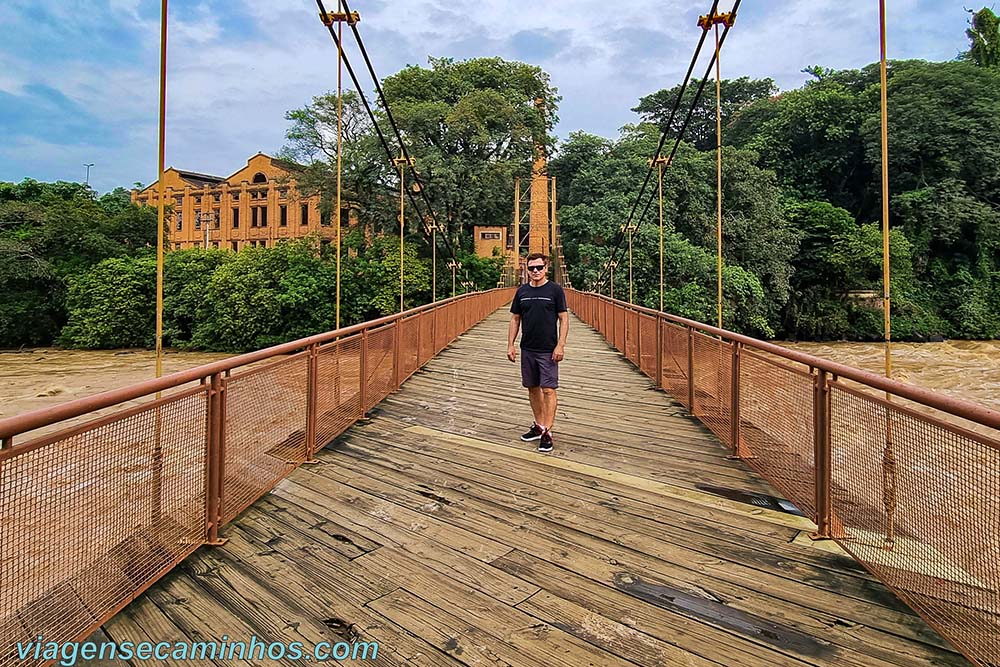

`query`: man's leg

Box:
[541,388,558,432]
[528,387,544,426]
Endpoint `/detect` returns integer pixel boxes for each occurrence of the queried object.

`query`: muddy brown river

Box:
[1,340,998,437]
[778,340,1000,413]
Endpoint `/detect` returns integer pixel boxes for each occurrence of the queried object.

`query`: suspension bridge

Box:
[1,1,999,666]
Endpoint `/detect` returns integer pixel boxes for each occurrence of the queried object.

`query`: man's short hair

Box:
[526,253,548,264]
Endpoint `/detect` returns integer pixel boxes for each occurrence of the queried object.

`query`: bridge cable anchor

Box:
[697,11,735,30]
[319,10,360,27]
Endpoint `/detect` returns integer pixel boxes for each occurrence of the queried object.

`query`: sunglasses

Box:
[527,265,546,272]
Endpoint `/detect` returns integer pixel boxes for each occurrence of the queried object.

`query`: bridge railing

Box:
[567,289,1000,667]
[0,287,515,667]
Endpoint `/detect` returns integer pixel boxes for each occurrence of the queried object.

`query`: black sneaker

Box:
[537,431,553,453]
[520,422,544,442]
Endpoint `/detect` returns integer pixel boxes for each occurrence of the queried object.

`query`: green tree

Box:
[963,8,1000,68]
[633,77,777,151]
[284,57,560,250]
[553,126,796,335]
[191,239,339,352]
[60,255,157,349]
[163,249,234,348]
[0,179,159,347]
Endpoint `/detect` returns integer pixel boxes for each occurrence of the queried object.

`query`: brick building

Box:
[131,153,355,251]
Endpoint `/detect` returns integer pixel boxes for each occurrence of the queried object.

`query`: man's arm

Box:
[552,311,569,362]
[507,314,521,362]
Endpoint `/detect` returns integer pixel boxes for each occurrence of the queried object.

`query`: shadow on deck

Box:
[101,310,969,667]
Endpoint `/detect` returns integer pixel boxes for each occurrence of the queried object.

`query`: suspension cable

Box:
[338,0,458,264]
[619,0,741,286]
[599,0,742,294]
[591,0,720,291]
[314,0,459,268]
[636,0,741,254]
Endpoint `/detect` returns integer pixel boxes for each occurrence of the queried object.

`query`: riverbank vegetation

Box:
[2,9,997,350]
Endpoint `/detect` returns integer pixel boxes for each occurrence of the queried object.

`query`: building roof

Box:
[175,170,226,187]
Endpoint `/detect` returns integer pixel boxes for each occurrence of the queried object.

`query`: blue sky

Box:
[0,0,973,193]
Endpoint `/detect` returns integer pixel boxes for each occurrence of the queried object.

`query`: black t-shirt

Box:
[510,281,567,351]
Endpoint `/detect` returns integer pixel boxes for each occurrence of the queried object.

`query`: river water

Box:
[0,348,233,440]
[2,340,998,438]
[778,340,1000,413]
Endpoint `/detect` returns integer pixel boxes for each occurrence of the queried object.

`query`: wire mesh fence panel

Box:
[400,315,420,381]
[222,354,309,523]
[829,384,1000,666]
[365,325,397,410]
[638,313,657,380]
[419,310,435,367]
[611,304,622,352]
[624,310,639,364]
[661,324,689,406]
[737,351,817,518]
[691,333,733,448]
[315,337,363,449]
[0,288,516,667]
[0,391,208,667]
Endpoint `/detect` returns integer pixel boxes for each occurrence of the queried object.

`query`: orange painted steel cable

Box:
[594,0,742,292]
[335,0,344,328]
[155,0,167,380]
[314,0,459,272]
[592,0,720,291]
[715,21,723,329]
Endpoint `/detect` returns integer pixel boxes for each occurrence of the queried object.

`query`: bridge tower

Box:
[528,98,551,257]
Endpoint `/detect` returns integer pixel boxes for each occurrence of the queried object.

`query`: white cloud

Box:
[0,0,973,192]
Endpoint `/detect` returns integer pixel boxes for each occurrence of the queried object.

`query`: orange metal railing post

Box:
[393,318,402,391]
[359,328,369,417]
[636,310,643,371]
[305,343,319,461]
[812,369,833,539]
[730,342,745,456]
[205,371,227,545]
[655,316,663,389]
[687,327,695,412]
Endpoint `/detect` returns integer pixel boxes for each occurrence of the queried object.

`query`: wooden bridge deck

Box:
[101,309,969,666]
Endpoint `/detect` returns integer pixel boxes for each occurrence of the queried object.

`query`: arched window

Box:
[252,172,267,184]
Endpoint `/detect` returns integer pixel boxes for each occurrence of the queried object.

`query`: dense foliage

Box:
[557,11,1000,340]
[4,11,999,349]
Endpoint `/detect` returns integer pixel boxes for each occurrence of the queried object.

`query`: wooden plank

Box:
[230,511,395,608]
[333,429,884,596]
[312,435,960,664]
[274,472,511,563]
[253,494,381,559]
[193,529,452,667]
[364,579,633,667]
[516,590,724,667]
[402,424,815,532]
[495,549,968,667]
[143,573,277,667]
[354,417,808,549]
[103,594,201,667]
[366,588,542,667]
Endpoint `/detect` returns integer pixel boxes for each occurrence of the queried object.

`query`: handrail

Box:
[577,291,1000,433]
[0,287,516,667]
[0,290,495,442]
[567,288,999,667]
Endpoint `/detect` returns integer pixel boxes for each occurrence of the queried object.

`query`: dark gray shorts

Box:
[521,348,559,388]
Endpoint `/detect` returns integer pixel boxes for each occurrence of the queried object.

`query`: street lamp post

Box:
[447,260,461,297]
[606,260,618,301]
[84,163,94,186]
[429,222,441,302]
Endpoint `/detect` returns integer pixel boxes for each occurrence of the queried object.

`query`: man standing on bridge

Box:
[507,253,568,453]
